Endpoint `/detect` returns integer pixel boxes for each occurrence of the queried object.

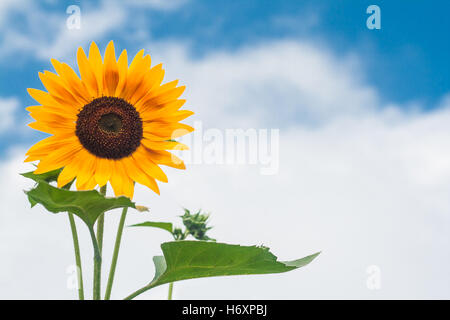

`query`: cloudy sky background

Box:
[0,0,449,299]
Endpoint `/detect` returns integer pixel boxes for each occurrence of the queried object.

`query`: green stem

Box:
[97,215,105,254]
[168,282,174,300]
[93,185,107,300]
[104,207,128,300]
[166,235,183,299]
[97,185,107,254]
[125,259,174,300]
[124,283,155,300]
[68,213,84,300]
[88,225,102,300]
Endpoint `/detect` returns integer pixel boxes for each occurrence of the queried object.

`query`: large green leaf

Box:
[129,221,173,234]
[125,241,319,298]
[24,179,135,228]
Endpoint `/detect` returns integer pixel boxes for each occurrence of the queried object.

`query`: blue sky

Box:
[1,0,449,151]
[0,0,450,152]
[2,1,449,100]
[141,0,449,104]
[1,1,450,299]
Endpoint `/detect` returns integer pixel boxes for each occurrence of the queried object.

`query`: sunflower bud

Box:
[180,209,215,241]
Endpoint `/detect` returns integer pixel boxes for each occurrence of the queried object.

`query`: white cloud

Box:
[0,1,126,61]
[126,0,189,11]
[0,37,449,299]
[0,0,188,62]
[38,1,127,60]
[0,97,19,133]
[0,0,27,23]
[147,40,379,128]
[166,115,450,299]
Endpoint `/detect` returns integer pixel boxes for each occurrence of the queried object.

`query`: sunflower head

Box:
[25,41,194,198]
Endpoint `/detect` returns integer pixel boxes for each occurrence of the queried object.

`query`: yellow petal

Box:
[26,135,78,157]
[26,136,59,157]
[144,149,186,170]
[142,132,172,141]
[57,154,84,188]
[122,156,160,195]
[103,40,119,96]
[143,121,194,139]
[130,63,164,106]
[128,49,146,74]
[146,110,194,123]
[121,52,151,101]
[149,79,180,97]
[132,146,168,183]
[109,161,124,196]
[75,150,97,189]
[141,139,189,151]
[28,108,76,123]
[88,41,104,96]
[77,46,98,98]
[27,88,62,108]
[138,85,185,113]
[51,59,91,103]
[115,50,128,96]
[78,174,98,191]
[26,105,77,120]
[138,99,186,119]
[34,144,83,174]
[28,120,75,135]
[116,161,134,198]
[94,158,113,187]
[39,71,84,107]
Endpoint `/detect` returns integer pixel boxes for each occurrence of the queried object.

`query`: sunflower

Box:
[25,41,194,198]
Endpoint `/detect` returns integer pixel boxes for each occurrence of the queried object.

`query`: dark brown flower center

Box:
[76,96,143,159]
[98,113,123,133]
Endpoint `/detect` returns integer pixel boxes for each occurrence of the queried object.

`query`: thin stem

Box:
[97,185,107,254]
[89,226,102,300]
[167,235,184,299]
[93,185,107,300]
[124,283,155,300]
[97,215,105,254]
[104,207,128,300]
[68,213,84,300]
[168,282,173,300]
[125,261,174,300]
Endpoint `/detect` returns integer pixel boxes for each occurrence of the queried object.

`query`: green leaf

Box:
[21,168,62,184]
[152,256,167,281]
[126,241,319,298]
[129,221,173,234]
[24,180,135,228]
[21,168,75,189]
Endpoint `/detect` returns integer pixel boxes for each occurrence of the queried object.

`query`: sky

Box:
[0,0,449,299]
